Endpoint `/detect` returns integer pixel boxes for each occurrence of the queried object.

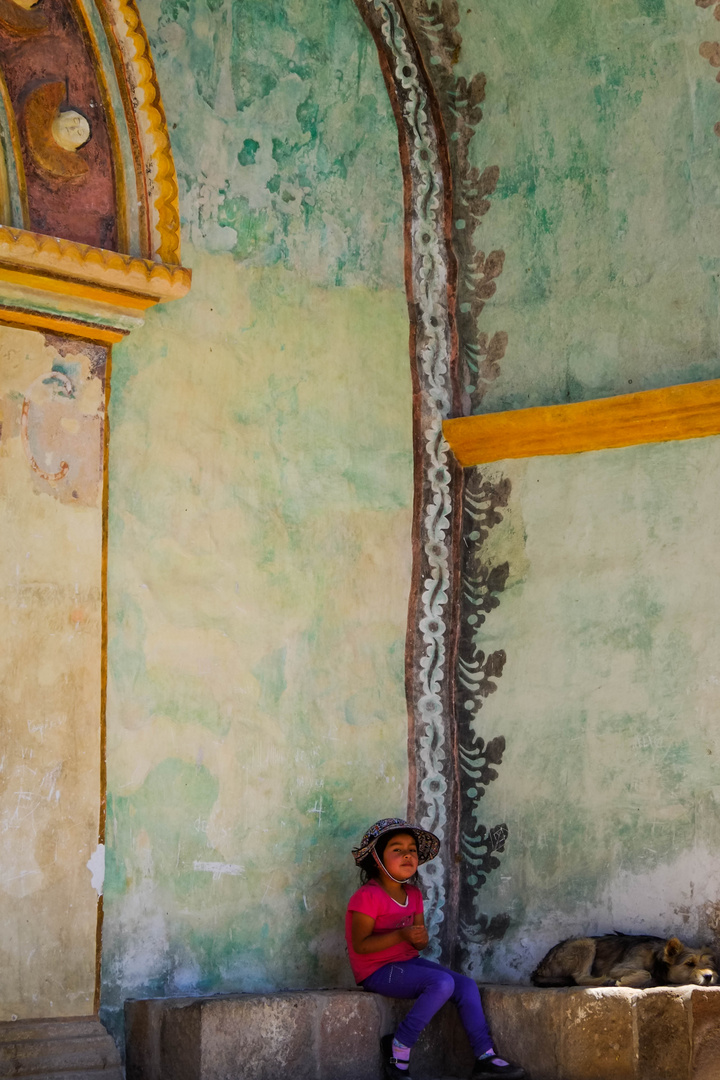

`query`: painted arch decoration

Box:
[0,0,180,264]
[353,0,463,962]
[355,0,513,967]
[0,0,189,347]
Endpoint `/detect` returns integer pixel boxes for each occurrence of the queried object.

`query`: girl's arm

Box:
[351,911,426,954]
[411,910,429,951]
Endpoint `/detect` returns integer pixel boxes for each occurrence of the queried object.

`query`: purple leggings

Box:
[362,956,492,1055]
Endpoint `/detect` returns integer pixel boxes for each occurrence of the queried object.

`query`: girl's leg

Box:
[363,958,455,1047]
[409,958,493,1057]
[365,959,523,1079]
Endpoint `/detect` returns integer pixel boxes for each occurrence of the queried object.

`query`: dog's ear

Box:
[664,938,684,962]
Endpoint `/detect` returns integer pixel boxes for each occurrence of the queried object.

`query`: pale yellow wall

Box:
[0,326,104,1018]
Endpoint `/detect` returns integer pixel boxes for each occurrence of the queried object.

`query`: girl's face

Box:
[379,832,419,881]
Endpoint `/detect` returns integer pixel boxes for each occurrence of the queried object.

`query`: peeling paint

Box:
[193,861,244,880]
[87,844,105,897]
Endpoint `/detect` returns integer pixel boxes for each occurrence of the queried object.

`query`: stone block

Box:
[558,987,637,1080]
[162,1000,201,1080]
[481,984,562,1080]
[317,990,383,1080]
[687,987,720,1080]
[635,986,691,1080]
[200,993,319,1080]
[407,1003,459,1080]
[373,995,460,1079]
[126,996,197,1080]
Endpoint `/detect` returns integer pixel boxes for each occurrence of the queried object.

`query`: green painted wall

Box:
[101,0,411,1030]
[464,442,720,980]
[456,0,720,412]
[455,0,720,977]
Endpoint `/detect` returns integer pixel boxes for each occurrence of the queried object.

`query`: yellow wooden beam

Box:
[443,378,720,467]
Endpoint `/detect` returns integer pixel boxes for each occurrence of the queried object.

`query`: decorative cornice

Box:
[0,225,190,298]
[98,0,182,264]
[0,225,190,342]
[443,378,720,467]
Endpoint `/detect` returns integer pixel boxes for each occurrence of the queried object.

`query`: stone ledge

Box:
[481,984,720,1080]
[125,990,474,1080]
[124,984,720,1080]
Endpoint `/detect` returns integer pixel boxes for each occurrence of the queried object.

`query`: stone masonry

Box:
[124,984,720,1080]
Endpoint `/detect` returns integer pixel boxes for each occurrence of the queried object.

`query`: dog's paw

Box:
[602,979,618,987]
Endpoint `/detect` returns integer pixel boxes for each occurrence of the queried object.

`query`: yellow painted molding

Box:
[443,378,720,466]
[0,307,125,343]
[97,0,181,265]
[0,225,190,341]
[0,226,190,297]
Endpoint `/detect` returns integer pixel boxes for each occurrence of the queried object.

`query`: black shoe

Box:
[472,1056,525,1080]
[380,1034,413,1080]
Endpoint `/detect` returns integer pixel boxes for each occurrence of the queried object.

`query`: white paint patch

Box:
[193,860,244,881]
[87,843,105,896]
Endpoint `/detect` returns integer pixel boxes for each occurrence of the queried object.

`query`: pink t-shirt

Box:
[345,880,424,983]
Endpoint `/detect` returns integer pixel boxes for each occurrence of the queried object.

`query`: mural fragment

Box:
[697,0,720,136]
[0,0,120,247]
[404,0,507,415]
[354,0,512,960]
[456,468,511,961]
[21,350,105,504]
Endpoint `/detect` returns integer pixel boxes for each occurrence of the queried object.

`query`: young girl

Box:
[346,818,524,1080]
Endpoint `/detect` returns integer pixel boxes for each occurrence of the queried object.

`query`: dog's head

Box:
[663,938,719,986]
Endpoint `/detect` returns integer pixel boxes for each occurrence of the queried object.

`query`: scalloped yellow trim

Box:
[100,0,181,265]
[0,225,190,301]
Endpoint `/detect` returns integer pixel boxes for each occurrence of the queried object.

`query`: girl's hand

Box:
[401,924,429,949]
[351,911,429,954]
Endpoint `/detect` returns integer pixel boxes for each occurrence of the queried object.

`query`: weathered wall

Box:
[451,0,720,979]
[101,0,411,1033]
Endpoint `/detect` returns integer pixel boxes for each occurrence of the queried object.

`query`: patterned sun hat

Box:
[352,817,440,865]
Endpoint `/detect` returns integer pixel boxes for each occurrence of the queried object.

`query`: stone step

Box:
[0,1018,122,1079]
[9,1073,123,1080]
[0,1025,102,1046]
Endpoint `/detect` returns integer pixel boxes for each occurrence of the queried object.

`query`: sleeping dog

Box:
[531,933,718,988]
